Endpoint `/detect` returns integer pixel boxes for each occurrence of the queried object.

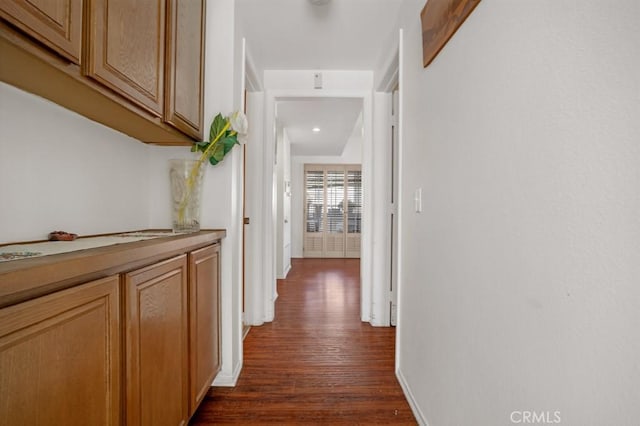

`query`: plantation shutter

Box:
[303,164,361,258]
[325,168,345,257]
[304,170,324,257]
[346,169,362,258]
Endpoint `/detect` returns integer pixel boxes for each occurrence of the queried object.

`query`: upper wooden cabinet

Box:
[1,0,206,142]
[84,0,166,116]
[165,0,205,140]
[0,0,82,64]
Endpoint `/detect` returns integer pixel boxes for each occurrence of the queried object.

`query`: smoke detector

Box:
[308,0,331,5]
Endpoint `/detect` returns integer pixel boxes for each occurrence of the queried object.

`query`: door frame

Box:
[260,89,375,323]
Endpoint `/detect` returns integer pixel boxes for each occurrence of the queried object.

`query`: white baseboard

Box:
[283,263,291,278]
[396,367,430,426]
[369,317,390,327]
[212,359,243,387]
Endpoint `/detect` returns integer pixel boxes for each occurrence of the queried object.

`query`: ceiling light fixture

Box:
[312,127,321,133]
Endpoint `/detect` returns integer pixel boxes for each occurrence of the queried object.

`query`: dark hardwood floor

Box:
[190,258,416,425]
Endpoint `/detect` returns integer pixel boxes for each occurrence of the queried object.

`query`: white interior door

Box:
[390,90,399,326]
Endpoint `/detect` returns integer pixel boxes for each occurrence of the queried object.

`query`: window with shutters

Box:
[347,170,362,233]
[305,171,324,233]
[303,164,361,258]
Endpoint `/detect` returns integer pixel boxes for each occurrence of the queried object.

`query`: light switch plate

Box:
[314,72,323,89]
[414,188,422,213]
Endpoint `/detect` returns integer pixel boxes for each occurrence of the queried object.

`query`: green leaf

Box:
[212,141,225,162]
[198,141,210,151]
[221,136,238,155]
[209,156,219,166]
[190,144,198,152]
[209,113,228,143]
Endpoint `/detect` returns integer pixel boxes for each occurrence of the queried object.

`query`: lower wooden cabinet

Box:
[189,244,221,413]
[0,236,223,426]
[0,275,121,426]
[124,255,190,426]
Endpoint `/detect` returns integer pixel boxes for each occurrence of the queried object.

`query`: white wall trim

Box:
[283,262,291,278]
[212,358,243,387]
[395,27,405,370]
[262,89,278,324]
[263,89,375,324]
[360,92,374,323]
[244,44,262,92]
[396,368,430,426]
[377,47,400,93]
[370,92,392,327]
[244,91,266,326]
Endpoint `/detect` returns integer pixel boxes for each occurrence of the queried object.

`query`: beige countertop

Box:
[0,229,226,308]
[0,231,185,262]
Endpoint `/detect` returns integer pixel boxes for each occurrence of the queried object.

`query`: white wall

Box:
[0,83,150,243]
[395,0,640,425]
[203,0,244,386]
[290,134,363,258]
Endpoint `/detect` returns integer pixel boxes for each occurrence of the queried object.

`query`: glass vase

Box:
[169,159,205,233]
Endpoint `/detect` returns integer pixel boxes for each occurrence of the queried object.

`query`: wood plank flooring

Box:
[190,258,416,425]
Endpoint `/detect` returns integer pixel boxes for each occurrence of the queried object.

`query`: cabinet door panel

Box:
[0,276,120,425]
[125,255,189,426]
[165,0,205,139]
[188,244,221,415]
[85,0,165,115]
[0,0,82,63]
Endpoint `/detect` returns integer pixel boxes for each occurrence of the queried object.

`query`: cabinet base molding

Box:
[212,359,244,387]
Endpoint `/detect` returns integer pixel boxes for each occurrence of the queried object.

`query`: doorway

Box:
[251,90,375,324]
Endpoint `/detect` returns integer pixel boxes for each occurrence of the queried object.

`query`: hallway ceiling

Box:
[277,98,362,156]
[236,0,403,71]
[237,0,401,156]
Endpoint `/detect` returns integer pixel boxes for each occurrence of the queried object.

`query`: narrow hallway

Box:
[190,258,416,424]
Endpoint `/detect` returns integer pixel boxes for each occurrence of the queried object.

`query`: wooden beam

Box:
[421,0,482,67]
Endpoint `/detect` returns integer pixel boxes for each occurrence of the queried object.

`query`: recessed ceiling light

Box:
[312,127,321,133]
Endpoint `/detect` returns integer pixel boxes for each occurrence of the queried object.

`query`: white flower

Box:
[230,111,249,144]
